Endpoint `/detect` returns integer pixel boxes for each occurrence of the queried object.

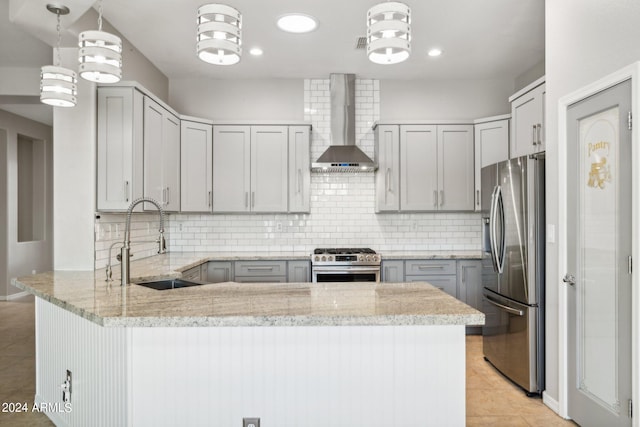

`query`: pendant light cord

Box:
[55,11,62,67]
[98,0,103,31]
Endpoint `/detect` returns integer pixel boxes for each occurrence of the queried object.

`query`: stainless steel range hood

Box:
[311,74,377,172]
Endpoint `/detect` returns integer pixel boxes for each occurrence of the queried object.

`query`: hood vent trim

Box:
[311,73,377,173]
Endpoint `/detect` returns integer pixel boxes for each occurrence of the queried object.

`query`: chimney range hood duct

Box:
[311,74,377,172]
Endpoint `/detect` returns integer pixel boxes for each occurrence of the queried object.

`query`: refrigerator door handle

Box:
[485,295,524,316]
[495,185,506,274]
[490,185,503,274]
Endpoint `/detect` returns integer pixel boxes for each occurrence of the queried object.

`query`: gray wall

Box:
[545,0,640,408]
[0,109,53,298]
[169,78,304,121]
[380,78,513,120]
[169,77,514,122]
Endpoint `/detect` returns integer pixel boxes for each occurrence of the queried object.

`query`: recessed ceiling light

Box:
[277,13,318,33]
[249,47,263,56]
[428,48,443,57]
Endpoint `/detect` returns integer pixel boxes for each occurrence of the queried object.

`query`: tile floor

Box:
[0,295,575,426]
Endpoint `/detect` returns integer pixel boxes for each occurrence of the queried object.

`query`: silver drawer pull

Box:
[247,266,274,271]
[485,295,524,316]
[418,265,444,270]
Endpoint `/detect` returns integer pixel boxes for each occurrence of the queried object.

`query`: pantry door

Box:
[565,79,632,427]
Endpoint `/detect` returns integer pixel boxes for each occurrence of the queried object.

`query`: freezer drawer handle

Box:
[485,295,524,316]
[562,273,576,286]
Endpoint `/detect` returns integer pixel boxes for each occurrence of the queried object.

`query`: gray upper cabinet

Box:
[473,116,510,211]
[401,124,438,211]
[212,125,251,212]
[143,96,181,212]
[510,78,545,158]
[391,124,474,212]
[213,124,310,213]
[375,125,400,212]
[288,126,311,213]
[96,87,144,211]
[180,120,213,213]
[251,126,288,212]
[438,124,474,211]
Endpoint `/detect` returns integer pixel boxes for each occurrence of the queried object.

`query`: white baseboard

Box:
[1,291,29,301]
[542,391,572,420]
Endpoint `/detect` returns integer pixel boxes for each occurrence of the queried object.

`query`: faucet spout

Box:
[120,197,167,286]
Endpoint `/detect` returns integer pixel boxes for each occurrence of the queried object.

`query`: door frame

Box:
[557,62,640,424]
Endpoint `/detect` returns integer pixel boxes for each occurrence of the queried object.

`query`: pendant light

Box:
[78,0,122,83]
[367,2,411,65]
[197,4,242,65]
[40,5,77,107]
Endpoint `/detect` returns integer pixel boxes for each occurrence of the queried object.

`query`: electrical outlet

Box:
[411,221,418,231]
[61,370,72,403]
[276,222,282,232]
[243,417,260,427]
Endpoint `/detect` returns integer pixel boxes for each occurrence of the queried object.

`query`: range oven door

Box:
[312,265,380,283]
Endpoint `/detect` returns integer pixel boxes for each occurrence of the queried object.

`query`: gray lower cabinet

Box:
[234,260,287,283]
[404,259,457,297]
[206,261,233,283]
[287,260,311,282]
[381,260,404,282]
[182,264,204,282]
[457,260,483,334]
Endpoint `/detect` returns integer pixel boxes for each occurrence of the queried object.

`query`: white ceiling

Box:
[1,0,544,125]
[99,0,545,81]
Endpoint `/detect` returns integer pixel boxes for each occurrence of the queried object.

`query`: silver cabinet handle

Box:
[532,125,537,146]
[485,295,524,316]
[563,273,576,286]
[476,189,480,206]
[247,266,274,271]
[386,168,392,192]
[166,187,170,205]
[124,181,129,202]
[208,191,212,207]
[536,123,542,145]
[440,190,444,207]
[251,191,255,208]
[433,190,438,207]
[162,188,166,205]
[418,265,444,270]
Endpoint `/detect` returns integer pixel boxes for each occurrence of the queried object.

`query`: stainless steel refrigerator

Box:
[481,154,545,396]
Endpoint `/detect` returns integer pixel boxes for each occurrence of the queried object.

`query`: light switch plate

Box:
[243,417,260,427]
[546,224,555,243]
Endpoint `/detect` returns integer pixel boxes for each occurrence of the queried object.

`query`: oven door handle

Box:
[312,266,381,272]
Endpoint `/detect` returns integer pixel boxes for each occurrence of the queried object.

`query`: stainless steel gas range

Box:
[311,248,381,283]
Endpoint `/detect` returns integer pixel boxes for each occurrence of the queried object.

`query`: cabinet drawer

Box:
[234,275,287,283]
[234,260,287,277]
[407,275,457,298]
[405,260,456,276]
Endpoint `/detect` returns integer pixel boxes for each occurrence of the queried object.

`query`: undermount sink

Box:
[134,278,203,291]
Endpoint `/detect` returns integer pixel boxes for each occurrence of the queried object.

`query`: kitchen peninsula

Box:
[13,253,483,427]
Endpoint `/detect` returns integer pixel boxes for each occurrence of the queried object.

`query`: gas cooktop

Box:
[311,248,380,265]
[313,248,377,255]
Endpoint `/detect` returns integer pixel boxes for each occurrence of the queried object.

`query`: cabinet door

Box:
[381,260,404,282]
[97,87,143,211]
[162,112,181,212]
[143,97,165,207]
[474,119,509,211]
[400,125,438,211]
[212,126,251,212]
[511,83,544,158]
[457,260,482,310]
[288,126,310,213]
[251,126,288,212]
[375,125,400,212]
[287,260,311,282]
[206,261,233,283]
[536,84,546,153]
[181,120,213,212]
[438,124,474,211]
[182,264,203,282]
[406,275,457,298]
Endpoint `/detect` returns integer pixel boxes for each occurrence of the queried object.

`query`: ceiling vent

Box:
[355,36,367,49]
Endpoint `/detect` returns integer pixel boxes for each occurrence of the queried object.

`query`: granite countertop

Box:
[12,253,484,328]
[382,250,482,260]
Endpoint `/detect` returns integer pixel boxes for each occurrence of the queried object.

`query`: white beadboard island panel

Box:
[129,325,465,427]
[35,298,130,427]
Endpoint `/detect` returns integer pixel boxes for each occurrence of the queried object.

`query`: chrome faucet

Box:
[105,197,166,286]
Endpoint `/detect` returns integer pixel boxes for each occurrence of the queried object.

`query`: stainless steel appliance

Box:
[481,154,545,396]
[311,248,381,282]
